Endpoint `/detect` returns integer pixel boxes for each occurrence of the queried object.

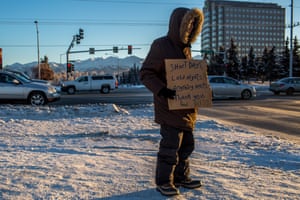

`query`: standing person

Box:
[139,7,204,196]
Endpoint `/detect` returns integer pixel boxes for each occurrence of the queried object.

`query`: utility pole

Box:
[289,0,294,77]
[34,21,40,79]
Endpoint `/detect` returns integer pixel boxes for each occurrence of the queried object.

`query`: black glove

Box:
[158,87,176,99]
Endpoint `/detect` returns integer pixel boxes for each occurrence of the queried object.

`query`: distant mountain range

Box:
[4,56,144,75]
[4,55,203,75]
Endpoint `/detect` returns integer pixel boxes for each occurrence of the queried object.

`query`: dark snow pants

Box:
[155,124,195,186]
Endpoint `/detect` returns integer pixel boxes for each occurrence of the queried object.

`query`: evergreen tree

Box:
[207,55,218,75]
[268,46,276,81]
[247,46,257,78]
[280,38,290,77]
[258,46,268,82]
[256,57,264,83]
[129,64,140,85]
[240,56,247,79]
[120,64,141,85]
[292,36,300,77]
[215,46,226,75]
[226,38,240,79]
[208,46,227,75]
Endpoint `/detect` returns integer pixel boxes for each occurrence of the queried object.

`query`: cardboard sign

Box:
[165,59,212,110]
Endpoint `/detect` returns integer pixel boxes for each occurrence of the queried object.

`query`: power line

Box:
[0,43,201,48]
[0,43,153,48]
[2,19,300,28]
[0,19,167,26]
[72,0,200,6]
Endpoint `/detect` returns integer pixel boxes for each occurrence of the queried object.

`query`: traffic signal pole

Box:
[66,35,75,79]
[66,29,84,79]
[65,44,140,79]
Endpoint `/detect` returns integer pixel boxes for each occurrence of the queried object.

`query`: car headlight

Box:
[48,86,57,93]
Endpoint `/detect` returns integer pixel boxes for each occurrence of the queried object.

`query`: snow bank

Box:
[0,104,299,200]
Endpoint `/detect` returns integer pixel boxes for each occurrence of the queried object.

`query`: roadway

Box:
[200,95,300,143]
[52,87,300,143]
[53,87,153,105]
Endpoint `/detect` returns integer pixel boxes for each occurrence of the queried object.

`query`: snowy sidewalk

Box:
[0,104,299,199]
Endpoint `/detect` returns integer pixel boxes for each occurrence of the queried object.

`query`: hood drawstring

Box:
[183,47,192,59]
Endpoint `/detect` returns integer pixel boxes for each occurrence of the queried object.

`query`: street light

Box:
[34,20,40,79]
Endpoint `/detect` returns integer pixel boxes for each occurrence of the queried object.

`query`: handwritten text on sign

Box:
[165,59,212,110]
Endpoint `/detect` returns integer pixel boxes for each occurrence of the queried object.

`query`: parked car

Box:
[0,71,60,106]
[4,69,61,93]
[4,69,48,84]
[208,75,256,100]
[61,75,118,94]
[269,77,300,95]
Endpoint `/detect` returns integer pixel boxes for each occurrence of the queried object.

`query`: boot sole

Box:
[156,187,180,196]
[175,183,202,189]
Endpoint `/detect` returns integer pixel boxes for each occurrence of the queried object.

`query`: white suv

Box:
[61,75,118,94]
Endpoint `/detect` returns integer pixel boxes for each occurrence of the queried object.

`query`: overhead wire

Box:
[0,16,168,26]
[0,0,297,48]
[71,0,200,6]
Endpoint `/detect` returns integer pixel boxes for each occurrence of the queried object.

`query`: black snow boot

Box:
[156,183,180,196]
[175,179,202,189]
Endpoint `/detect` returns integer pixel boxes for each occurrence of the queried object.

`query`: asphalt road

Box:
[52,87,300,142]
[200,95,300,143]
[53,87,153,106]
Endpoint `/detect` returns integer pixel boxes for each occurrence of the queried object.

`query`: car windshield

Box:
[7,70,31,80]
[280,78,290,83]
[13,73,31,83]
[224,78,238,85]
[19,72,31,80]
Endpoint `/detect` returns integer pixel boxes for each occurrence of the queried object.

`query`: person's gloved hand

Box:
[158,87,176,99]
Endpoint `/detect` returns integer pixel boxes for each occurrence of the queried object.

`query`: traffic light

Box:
[113,46,118,53]
[128,45,132,54]
[76,35,81,44]
[67,63,74,72]
[79,28,84,39]
[89,48,95,54]
[67,63,71,73]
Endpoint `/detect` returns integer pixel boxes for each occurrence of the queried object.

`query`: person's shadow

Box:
[96,188,203,200]
[95,189,165,200]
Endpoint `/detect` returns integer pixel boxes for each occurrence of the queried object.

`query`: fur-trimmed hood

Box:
[167,7,204,46]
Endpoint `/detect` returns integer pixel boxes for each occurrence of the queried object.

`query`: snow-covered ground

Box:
[0,103,299,200]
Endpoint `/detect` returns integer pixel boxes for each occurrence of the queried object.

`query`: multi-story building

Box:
[201,0,285,59]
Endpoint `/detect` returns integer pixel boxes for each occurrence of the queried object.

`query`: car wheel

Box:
[241,89,252,100]
[286,88,294,95]
[273,91,280,95]
[67,86,76,95]
[101,86,110,94]
[28,92,46,106]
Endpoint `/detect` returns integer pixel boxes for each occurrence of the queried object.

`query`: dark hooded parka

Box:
[140,8,204,131]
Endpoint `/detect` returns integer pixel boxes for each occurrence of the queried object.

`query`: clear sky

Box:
[0,0,299,66]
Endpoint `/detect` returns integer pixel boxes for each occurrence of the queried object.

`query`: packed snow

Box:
[0,103,299,200]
